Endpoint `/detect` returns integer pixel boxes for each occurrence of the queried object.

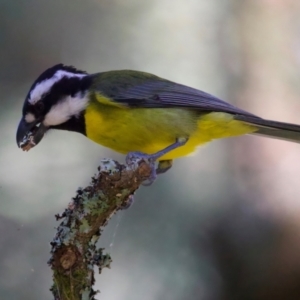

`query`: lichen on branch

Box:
[49,158,152,300]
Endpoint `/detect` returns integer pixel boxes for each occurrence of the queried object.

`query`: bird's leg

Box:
[126,137,188,185]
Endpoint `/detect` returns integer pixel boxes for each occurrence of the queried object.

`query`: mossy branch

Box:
[48,158,152,300]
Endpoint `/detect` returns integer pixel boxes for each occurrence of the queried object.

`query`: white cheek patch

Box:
[24,113,36,123]
[43,93,89,126]
[29,70,86,105]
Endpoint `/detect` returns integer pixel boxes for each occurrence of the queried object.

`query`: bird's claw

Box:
[125,151,157,185]
[125,139,187,185]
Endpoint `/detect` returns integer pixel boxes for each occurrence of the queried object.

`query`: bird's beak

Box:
[16,118,48,151]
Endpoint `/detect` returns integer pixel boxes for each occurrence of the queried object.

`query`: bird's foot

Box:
[126,151,157,185]
[125,137,188,185]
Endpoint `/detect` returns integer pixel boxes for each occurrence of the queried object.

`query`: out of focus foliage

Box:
[1,1,300,299]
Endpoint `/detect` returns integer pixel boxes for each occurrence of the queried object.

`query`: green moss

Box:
[53,267,91,300]
[114,189,130,206]
[82,193,109,216]
[79,219,91,234]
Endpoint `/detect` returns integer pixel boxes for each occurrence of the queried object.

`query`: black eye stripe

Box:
[22,69,92,119]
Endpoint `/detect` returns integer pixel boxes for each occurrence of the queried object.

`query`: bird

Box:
[16,64,300,180]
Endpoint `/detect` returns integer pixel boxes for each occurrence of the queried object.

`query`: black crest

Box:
[25,64,88,103]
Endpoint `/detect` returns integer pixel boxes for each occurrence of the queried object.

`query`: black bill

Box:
[16,118,48,151]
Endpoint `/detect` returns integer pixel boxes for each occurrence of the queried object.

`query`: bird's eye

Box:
[35,101,44,114]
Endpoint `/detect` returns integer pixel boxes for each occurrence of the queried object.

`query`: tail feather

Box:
[234,115,300,143]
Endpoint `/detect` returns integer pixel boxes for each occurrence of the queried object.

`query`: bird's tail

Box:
[234,115,300,143]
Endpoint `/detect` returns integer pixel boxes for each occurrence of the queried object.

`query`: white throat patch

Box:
[43,92,89,126]
[29,70,87,105]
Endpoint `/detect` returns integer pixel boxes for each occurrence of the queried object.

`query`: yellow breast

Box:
[84,94,256,160]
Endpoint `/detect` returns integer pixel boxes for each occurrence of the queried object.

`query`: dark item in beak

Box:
[16,118,47,151]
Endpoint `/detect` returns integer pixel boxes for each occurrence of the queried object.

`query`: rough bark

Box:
[49,158,151,300]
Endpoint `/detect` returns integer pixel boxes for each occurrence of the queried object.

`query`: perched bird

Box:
[16,64,300,178]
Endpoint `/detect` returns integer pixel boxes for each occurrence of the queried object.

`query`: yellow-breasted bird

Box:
[16,64,300,179]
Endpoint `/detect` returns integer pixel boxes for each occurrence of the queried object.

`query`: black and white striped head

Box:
[16,64,92,150]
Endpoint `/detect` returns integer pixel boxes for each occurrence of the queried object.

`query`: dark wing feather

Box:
[91,70,300,143]
[92,70,257,117]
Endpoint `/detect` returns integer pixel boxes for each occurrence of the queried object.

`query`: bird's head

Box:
[16,64,92,151]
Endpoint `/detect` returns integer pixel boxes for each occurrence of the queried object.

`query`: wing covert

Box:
[91,70,257,117]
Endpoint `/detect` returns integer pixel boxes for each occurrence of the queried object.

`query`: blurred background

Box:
[1,0,300,299]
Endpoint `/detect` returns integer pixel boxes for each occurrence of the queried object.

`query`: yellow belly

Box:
[84,99,256,160]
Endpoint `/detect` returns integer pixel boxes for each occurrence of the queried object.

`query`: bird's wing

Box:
[92,70,257,117]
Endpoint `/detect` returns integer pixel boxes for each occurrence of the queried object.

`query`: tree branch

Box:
[48,158,152,300]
